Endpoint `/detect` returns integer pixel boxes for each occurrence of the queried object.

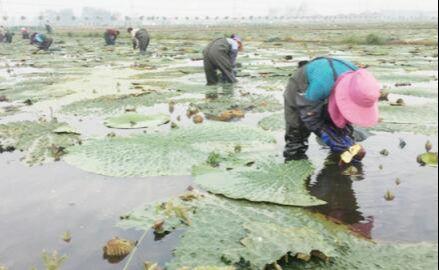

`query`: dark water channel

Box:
[0,131,437,270]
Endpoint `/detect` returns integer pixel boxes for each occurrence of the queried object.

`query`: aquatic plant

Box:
[64,123,275,176]
[258,113,284,131]
[0,120,80,165]
[193,159,325,207]
[41,251,67,270]
[61,92,177,116]
[104,113,170,129]
[119,193,438,270]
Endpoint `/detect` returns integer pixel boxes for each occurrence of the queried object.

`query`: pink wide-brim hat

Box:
[329,69,381,128]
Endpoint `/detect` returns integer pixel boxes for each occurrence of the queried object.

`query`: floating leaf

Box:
[284,241,438,270]
[120,191,438,270]
[53,125,81,135]
[194,160,325,207]
[258,113,284,131]
[157,194,358,269]
[222,222,336,267]
[417,152,438,167]
[373,103,438,135]
[104,113,170,129]
[0,121,80,165]
[196,95,282,121]
[61,92,177,116]
[118,195,199,232]
[64,123,275,177]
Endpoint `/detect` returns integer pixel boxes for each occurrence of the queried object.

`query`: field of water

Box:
[0,23,438,270]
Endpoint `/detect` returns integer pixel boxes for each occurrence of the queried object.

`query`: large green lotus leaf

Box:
[64,123,276,177]
[194,160,326,207]
[0,120,80,165]
[222,222,337,269]
[285,241,438,270]
[104,113,170,129]
[374,103,438,135]
[61,92,177,116]
[258,113,284,131]
[166,194,358,270]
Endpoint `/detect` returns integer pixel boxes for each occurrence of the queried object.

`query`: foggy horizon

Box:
[1,0,438,18]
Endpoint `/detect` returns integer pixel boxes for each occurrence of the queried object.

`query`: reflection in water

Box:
[309,155,374,239]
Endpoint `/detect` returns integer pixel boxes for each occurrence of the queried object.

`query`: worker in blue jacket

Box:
[283,57,381,163]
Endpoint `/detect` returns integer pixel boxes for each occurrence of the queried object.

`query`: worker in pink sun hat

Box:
[283,57,381,164]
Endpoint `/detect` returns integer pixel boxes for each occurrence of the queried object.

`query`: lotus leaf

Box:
[104,113,170,129]
[374,103,438,135]
[119,193,357,270]
[61,92,177,116]
[222,222,337,267]
[118,191,438,270]
[119,194,199,233]
[284,241,438,270]
[194,160,326,207]
[258,113,284,131]
[417,152,438,167]
[0,120,80,165]
[195,95,282,120]
[64,123,275,176]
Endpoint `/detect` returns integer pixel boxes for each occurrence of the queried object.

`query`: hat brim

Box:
[334,75,380,128]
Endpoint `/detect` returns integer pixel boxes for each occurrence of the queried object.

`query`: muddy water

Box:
[0,153,192,270]
[0,129,437,269]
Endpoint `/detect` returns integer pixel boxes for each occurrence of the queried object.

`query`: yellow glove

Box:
[341,144,363,164]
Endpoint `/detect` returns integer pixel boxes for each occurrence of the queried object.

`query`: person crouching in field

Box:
[3,30,14,43]
[21,28,30,39]
[283,57,381,163]
[104,29,120,46]
[203,34,243,85]
[30,33,53,52]
[127,28,150,54]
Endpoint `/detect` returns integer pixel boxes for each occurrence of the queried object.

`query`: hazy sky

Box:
[1,0,438,17]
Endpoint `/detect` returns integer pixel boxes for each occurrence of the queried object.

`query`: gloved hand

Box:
[341,144,366,164]
[318,125,355,153]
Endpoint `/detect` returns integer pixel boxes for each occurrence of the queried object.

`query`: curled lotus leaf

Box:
[194,159,326,207]
[417,152,438,167]
[118,195,200,233]
[103,237,136,258]
[64,123,275,177]
[0,120,80,165]
[104,113,170,129]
